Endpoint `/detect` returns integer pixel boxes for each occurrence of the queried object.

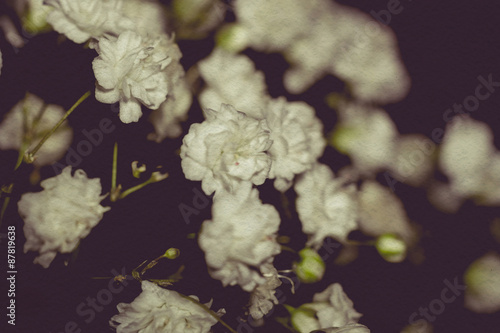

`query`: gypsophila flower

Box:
[295,163,358,248]
[198,185,281,291]
[121,0,167,36]
[438,117,500,206]
[110,280,224,333]
[44,0,133,44]
[17,166,109,268]
[0,93,72,167]
[291,283,363,333]
[249,263,282,320]
[93,31,181,123]
[334,103,398,175]
[464,252,500,314]
[180,104,272,195]
[266,97,325,192]
[198,49,270,119]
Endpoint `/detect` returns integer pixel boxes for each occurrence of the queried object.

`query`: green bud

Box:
[375,234,407,263]
[293,248,325,284]
[289,306,320,333]
[216,24,248,53]
[164,248,180,259]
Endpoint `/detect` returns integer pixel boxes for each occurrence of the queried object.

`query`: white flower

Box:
[334,103,398,175]
[233,0,315,52]
[291,283,363,333]
[180,104,272,195]
[295,163,358,248]
[198,49,270,119]
[439,117,500,205]
[93,31,181,123]
[358,180,415,244]
[464,252,500,314]
[0,93,72,167]
[198,185,281,291]
[17,166,109,268]
[44,0,133,44]
[283,2,410,101]
[249,263,282,320]
[266,97,325,192]
[121,0,167,36]
[110,281,223,333]
[148,78,192,140]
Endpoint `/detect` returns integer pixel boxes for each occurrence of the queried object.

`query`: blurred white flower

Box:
[249,263,282,320]
[233,0,315,52]
[291,283,363,333]
[44,0,133,44]
[181,104,272,195]
[295,163,358,248]
[266,97,325,192]
[464,252,500,314]
[0,93,72,167]
[172,0,226,39]
[439,117,500,206]
[93,31,183,123]
[148,78,192,140]
[148,33,192,141]
[17,166,109,268]
[121,0,167,36]
[233,0,409,102]
[110,280,223,333]
[333,103,398,175]
[198,185,281,291]
[198,49,270,119]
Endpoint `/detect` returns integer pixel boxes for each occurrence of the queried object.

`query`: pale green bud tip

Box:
[375,234,407,263]
[329,126,359,153]
[216,24,249,53]
[293,248,326,284]
[150,171,169,182]
[164,248,180,259]
[132,161,147,178]
[290,306,319,333]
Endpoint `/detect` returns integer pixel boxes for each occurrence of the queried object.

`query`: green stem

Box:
[179,294,237,333]
[26,91,91,163]
[0,184,14,228]
[118,178,153,200]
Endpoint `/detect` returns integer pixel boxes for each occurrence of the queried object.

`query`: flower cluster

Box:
[233,0,410,103]
[17,167,109,268]
[44,0,191,131]
[111,281,224,333]
[198,185,281,291]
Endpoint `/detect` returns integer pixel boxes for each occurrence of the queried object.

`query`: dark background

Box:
[1,0,500,332]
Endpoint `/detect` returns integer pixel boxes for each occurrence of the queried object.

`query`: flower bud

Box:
[164,248,180,259]
[375,233,407,263]
[293,248,325,283]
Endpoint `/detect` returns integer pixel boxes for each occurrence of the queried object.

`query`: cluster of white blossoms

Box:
[198,185,281,292]
[333,102,434,187]
[43,0,191,135]
[111,281,224,333]
[0,93,73,167]
[17,166,109,268]
[191,49,326,193]
[290,283,368,333]
[233,0,410,103]
[295,163,358,248]
[435,117,500,209]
